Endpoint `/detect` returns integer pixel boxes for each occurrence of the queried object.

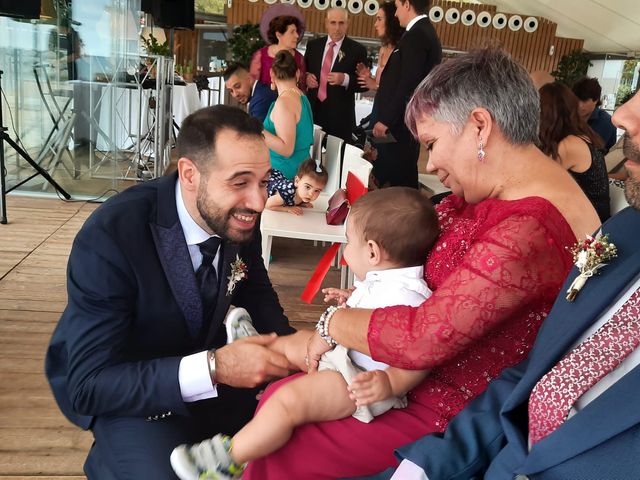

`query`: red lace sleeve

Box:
[249,49,262,81]
[367,214,572,369]
[295,50,307,92]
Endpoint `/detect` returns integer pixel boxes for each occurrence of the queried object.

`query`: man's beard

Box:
[623,133,640,210]
[196,182,256,244]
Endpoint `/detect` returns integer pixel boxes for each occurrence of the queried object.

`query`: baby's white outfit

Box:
[318,265,432,423]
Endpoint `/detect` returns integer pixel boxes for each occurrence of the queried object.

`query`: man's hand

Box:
[327,72,345,86]
[348,370,393,406]
[322,287,354,306]
[372,121,389,138]
[306,331,333,373]
[306,72,319,89]
[215,334,291,388]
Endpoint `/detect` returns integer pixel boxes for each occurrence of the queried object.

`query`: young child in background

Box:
[266,158,328,215]
[170,187,440,480]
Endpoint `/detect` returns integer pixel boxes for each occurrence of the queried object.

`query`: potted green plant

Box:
[141,31,171,57]
[228,23,265,65]
[552,50,592,87]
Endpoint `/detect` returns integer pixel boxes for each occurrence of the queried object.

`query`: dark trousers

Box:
[84,385,260,479]
[372,128,420,189]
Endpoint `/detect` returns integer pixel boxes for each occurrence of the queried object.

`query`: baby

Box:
[266,158,328,215]
[171,187,440,480]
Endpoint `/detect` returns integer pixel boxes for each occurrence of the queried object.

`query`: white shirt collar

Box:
[175,178,218,247]
[325,36,345,49]
[358,265,425,284]
[405,14,427,32]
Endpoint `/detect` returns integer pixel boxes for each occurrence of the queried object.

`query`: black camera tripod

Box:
[0,68,71,224]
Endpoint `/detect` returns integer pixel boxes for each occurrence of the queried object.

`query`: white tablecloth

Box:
[173,83,201,127]
[355,98,374,126]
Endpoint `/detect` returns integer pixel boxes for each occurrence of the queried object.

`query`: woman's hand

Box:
[322,287,354,306]
[306,331,333,373]
[348,370,392,406]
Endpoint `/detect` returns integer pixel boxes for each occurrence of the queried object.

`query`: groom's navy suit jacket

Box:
[46,172,293,431]
[366,206,640,480]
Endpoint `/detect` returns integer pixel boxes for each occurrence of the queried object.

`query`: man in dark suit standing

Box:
[45,106,307,478]
[305,7,368,143]
[360,89,640,480]
[372,0,441,188]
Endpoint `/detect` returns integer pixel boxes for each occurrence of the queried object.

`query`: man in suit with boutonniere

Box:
[372,0,441,189]
[305,7,368,144]
[46,106,309,478]
[359,88,640,480]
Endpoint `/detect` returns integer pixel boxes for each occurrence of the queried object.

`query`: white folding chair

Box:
[311,124,325,161]
[341,144,372,189]
[609,179,629,215]
[322,134,343,194]
[260,143,371,289]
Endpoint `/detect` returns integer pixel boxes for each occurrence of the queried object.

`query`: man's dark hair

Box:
[398,0,430,15]
[223,62,249,82]
[572,77,602,106]
[176,105,263,173]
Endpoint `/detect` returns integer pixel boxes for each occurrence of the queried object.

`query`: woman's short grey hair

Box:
[405,47,540,145]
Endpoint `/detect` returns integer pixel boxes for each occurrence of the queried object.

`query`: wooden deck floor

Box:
[0,195,338,478]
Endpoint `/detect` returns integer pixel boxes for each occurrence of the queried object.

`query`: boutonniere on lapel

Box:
[227,255,248,296]
[566,233,617,302]
[337,50,345,63]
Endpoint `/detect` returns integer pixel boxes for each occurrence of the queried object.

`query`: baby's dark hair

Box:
[295,158,328,185]
[349,187,439,267]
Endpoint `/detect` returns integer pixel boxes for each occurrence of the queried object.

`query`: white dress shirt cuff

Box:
[178,350,218,402]
[341,73,350,88]
[391,460,429,480]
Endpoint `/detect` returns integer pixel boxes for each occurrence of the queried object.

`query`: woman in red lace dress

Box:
[243,48,601,479]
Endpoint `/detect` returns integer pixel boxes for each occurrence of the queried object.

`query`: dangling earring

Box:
[477,136,486,162]
[270,82,276,91]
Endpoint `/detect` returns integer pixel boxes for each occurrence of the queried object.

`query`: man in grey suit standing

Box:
[305,7,368,143]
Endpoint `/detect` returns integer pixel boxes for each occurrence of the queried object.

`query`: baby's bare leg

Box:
[231,371,356,463]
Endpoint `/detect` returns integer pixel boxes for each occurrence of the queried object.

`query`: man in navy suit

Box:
[371,0,441,188]
[223,63,272,122]
[45,106,306,478]
[361,89,640,479]
[304,7,368,143]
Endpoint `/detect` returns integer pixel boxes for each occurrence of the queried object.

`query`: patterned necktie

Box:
[528,287,640,445]
[318,41,336,102]
[195,237,222,325]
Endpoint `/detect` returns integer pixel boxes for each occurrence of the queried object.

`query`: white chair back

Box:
[341,144,372,189]
[609,180,629,215]
[312,125,325,161]
[323,134,343,194]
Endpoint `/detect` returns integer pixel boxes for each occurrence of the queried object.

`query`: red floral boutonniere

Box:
[227,255,248,296]
[566,233,617,302]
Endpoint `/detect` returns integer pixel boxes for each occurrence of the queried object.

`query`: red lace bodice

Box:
[368,195,576,427]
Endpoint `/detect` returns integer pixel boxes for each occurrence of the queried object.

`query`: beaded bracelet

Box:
[316,305,344,347]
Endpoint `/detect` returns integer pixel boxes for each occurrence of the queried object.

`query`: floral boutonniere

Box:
[337,50,345,63]
[566,233,617,302]
[227,255,248,296]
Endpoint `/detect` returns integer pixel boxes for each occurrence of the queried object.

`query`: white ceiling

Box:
[473,0,640,54]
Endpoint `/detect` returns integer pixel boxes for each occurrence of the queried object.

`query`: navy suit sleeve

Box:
[63,231,189,419]
[233,231,295,337]
[248,81,274,122]
[377,24,439,129]
[345,40,369,94]
[374,360,528,480]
